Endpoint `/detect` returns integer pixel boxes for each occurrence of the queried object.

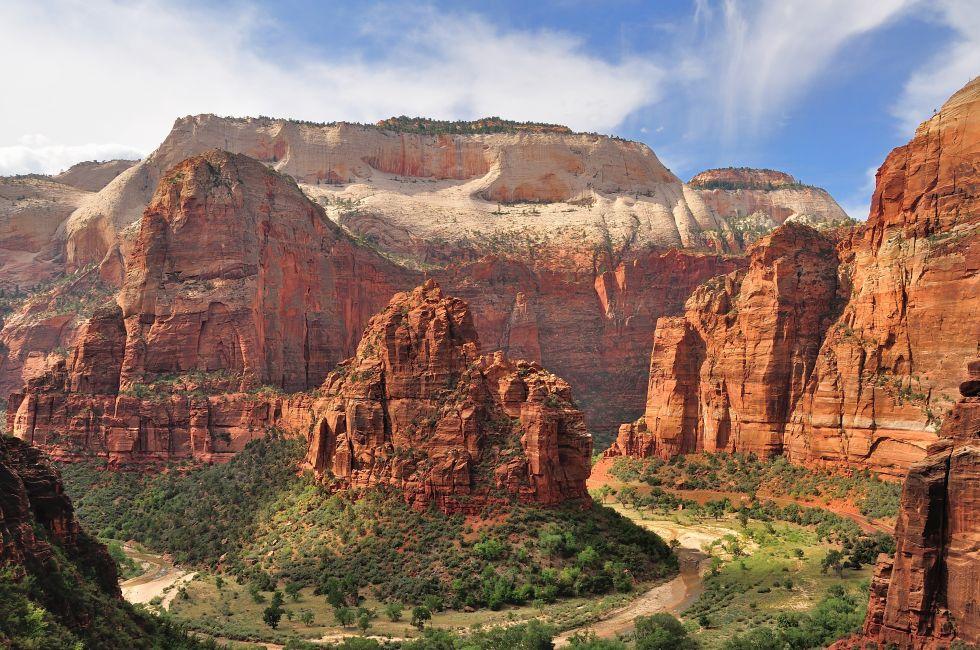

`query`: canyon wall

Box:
[6,146,740,445]
[609,77,980,477]
[834,362,979,650]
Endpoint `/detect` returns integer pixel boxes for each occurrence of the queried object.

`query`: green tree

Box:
[284,582,302,602]
[299,609,315,626]
[411,605,432,631]
[271,590,285,608]
[821,549,845,577]
[263,605,283,629]
[334,605,355,628]
[383,602,403,622]
[634,613,699,650]
[356,608,374,634]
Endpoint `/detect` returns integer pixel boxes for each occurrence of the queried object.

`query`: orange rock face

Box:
[609,77,980,477]
[607,223,842,461]
[786,76,980,475]
[302,280,592,512]
[834,361,980,650]
[9,150,413,463]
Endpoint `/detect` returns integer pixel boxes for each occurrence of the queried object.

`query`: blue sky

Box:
[2,1,978,218]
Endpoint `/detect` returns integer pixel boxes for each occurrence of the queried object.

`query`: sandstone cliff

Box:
[8,150,412,463]
[689,167,852,249]
[607,222,842,461]
[785,76,980,474]
[608,77,980,477]
[302,280,592,512]
[833,361,979,650]
[58,114,849,276]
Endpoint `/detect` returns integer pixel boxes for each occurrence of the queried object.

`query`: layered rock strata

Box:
[689,167,852,248]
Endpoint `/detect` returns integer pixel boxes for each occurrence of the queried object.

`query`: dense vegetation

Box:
[719,585,865,649]
[59,436,675,612]
[0,566,206,649]
[0,467,207,650]
[608,452,901,520]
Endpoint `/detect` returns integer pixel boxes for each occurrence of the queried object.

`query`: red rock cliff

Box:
[8,150,413,463]
[301,280,593,513]
[833,361,979,650]
[609,77,980,477]
[785,76,980,475]
[607,222,841,461]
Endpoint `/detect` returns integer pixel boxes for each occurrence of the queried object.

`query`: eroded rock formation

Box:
[607,222,841,460]
[303,280,592,512]
[833,361,979,650]
[608,77,980,477]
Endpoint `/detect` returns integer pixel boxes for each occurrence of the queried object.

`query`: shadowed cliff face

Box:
[0,435,121,606]
[608,76,980,478]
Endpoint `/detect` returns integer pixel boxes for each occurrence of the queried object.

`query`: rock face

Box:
[115,149,408,392]
[433,249,741,444]
[834,362,980,650]
[689,167,852,249]
[0,434,120,596]
[608,77,980,477]
[303,280,592,512]
[0,176,86,290]
[58,115,851,277]
[8,150,412,463]
[607,223,842,461]
[785,76,980,474]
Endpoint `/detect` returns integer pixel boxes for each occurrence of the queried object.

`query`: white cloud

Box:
[0,135,143,175]
[0,1,663,175]
[892,0,980,133]
[677,0,916,142]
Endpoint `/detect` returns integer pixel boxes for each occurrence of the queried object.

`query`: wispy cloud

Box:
[677,0,916,143]
[892,0,980,133]
[0,1,663,174]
